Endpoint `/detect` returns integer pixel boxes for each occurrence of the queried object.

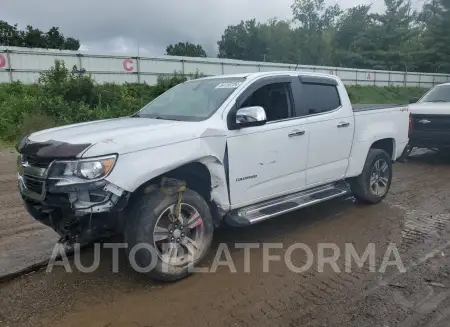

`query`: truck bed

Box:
[352,104,403,112]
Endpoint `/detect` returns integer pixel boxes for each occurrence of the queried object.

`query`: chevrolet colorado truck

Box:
[406,83,450,155]
[17,72,410,281]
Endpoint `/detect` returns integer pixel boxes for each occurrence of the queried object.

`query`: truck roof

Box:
[197,71,340,82]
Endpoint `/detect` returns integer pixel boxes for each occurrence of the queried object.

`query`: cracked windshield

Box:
[1,0,450,326]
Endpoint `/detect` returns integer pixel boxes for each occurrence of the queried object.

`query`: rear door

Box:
[295,76,355,186]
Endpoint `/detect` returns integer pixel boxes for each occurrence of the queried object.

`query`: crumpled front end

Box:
[17,138,130,245]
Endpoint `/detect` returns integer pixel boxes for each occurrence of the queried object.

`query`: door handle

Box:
[337,122,350,128]
[288,130,305,137]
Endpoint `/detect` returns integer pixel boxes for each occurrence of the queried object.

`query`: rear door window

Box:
[301,83,341,115]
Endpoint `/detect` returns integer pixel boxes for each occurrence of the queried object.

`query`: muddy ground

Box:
[1,149,450,327]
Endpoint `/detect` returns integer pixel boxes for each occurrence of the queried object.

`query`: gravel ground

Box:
[1,149,450,327]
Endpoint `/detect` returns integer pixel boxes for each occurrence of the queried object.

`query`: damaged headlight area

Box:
[45,154,129,215]
[48,155,117,186]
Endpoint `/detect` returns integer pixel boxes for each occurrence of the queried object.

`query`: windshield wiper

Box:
[429,100,448,103]
[155,116,181,121]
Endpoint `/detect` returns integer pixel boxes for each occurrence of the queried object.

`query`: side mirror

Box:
[409,97,419,104]
[234,106,267,128]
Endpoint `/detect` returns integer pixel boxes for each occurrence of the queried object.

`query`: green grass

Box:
[0,139,17,152]
[346,85,425,104]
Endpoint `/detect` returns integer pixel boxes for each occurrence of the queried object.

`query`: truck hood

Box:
[27,117,222,158]
[409,102,450,115]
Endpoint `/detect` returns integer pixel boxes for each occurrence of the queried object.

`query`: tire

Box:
[350,149,393,204]
[124,185,214,282]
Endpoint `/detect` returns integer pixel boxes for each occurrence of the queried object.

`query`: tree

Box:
[418,0,442,25]
[0,21,22,46]
[217,19,268,61]
[372,0,418,70]
[291,0,341,65]
[291,0,341,32]
[45,27,65,49]
[332,5,372,67]
[165,42,207,57]
[421,0,450,72]
[0,21,80,50]
[336,0,420,71]
[213,0,450,73]
[63,37,81,51]
[22,25,47,48]
[259,19,299,63]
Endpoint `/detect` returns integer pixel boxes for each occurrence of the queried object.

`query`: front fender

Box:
[105,136,230,209]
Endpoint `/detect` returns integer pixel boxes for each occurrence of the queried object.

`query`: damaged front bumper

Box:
[19,171,130,246]
[17,157,130,247]
[16,138,131,245]
[18,173,129,216]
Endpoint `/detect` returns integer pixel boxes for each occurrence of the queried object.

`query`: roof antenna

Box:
[294,63,299,71]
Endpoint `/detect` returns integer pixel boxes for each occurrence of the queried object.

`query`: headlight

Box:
[79,161,105,179]
[49,155,117,186]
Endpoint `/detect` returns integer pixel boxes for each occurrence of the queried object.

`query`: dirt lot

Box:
[0,150,59,279]
[1,149,450,327]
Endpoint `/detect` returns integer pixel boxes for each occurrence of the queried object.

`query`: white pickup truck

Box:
[17,72,410,281]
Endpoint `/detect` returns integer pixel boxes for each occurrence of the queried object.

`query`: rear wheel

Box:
[350,149,392,204]
[125,186,214,282]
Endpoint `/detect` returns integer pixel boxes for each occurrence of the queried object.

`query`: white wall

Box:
[1,46,449,87]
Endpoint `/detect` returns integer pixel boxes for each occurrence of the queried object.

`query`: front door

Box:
[226,78,309,208]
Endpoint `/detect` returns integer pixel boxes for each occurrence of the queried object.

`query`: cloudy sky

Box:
[3,0,387,56]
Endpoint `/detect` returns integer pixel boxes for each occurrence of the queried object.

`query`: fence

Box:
[1,46,449,87]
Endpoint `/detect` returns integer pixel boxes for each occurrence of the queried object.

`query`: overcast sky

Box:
[3,0,386,56]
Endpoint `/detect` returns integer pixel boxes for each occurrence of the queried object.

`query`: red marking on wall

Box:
[0,55,6,68]
[367,72,372,80]
[123,59,134,72]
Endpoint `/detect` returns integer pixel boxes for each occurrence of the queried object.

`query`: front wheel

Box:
[125,186,214,282]
[350,149,393,204]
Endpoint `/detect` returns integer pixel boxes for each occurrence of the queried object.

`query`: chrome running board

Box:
[225,181,350,226]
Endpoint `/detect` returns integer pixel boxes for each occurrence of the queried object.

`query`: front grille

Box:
[23,176,45,194]
[23,156,53,169]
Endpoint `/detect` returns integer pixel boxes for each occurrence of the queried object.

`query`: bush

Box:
[20,112,58,136]
[0,59,427,143]
[0,60,198,142]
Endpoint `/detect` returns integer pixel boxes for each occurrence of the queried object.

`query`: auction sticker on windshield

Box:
[215,82,243,89]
